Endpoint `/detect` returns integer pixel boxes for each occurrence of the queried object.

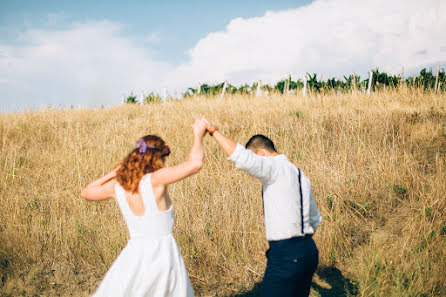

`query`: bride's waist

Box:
[128,228,173,240]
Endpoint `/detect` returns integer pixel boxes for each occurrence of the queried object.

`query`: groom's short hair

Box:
[245,134,277,152]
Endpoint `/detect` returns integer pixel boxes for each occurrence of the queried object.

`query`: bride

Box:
[81,118,209,297]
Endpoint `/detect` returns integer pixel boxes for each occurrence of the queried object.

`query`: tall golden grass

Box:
[0,89,445,296]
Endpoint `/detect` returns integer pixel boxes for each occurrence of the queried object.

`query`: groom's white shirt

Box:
[228,144,321,241]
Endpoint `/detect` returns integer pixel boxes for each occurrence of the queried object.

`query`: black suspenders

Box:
[298,168,304,234]
[262,167,305,235]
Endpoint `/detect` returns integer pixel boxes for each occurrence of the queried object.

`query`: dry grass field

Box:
[1,89,445,296]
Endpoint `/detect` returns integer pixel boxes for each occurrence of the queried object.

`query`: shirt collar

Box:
[274,154,288,160]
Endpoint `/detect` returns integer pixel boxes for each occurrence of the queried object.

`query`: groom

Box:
[205,122,321,297]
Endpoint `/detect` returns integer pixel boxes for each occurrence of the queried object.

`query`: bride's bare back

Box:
[125,184,172,216]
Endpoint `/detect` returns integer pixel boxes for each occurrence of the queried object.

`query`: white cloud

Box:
[168,0,446,89]
[1,0,446,111]
[0,21,172,111]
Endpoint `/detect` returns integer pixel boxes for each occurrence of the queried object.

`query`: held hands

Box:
[202,118,217,135]
[191,118,210,138]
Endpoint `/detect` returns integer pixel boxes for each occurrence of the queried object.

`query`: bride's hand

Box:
[112,164,121,176]
[202,118,211,132]
[191,118,208,138]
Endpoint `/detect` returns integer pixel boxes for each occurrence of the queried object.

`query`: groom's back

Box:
[261,155,317,241]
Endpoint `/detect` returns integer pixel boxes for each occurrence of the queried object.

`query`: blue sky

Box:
[0,0,445,112]
[0,0,312,64]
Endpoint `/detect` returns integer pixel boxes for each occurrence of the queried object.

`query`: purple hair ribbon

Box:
[135,139,148,159]
[135,139,170,159]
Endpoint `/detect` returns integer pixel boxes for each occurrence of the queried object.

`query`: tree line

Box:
[125,68,445,103]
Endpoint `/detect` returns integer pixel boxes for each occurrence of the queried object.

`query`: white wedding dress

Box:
[93,174,194,297]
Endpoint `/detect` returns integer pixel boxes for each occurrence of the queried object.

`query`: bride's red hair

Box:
[116,135,169,193]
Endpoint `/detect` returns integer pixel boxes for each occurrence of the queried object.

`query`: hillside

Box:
[0,89,445,296]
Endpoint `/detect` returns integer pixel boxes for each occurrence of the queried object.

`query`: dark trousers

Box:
[261,235,318,297]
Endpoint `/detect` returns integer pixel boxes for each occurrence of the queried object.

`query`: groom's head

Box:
[245,134,278,156]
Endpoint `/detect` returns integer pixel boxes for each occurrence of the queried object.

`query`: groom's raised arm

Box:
[205,122,274,183]
[210,129,237,157]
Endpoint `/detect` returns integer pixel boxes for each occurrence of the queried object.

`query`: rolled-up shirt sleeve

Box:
[227,144,275,183]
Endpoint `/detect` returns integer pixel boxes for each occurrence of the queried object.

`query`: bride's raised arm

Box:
[81,167,118,201]
[151,118,208,187]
